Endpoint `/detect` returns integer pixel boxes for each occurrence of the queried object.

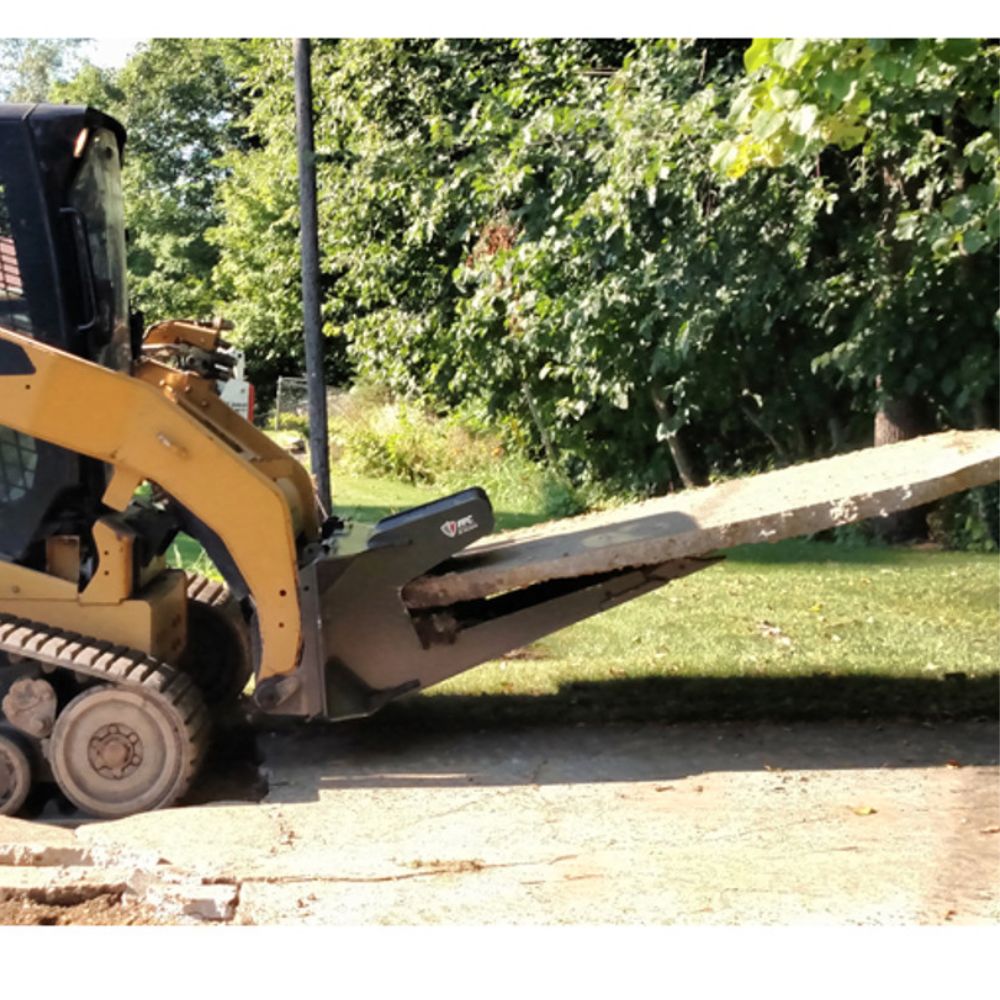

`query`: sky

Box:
[9,3,995,47]
[83,38,145,69]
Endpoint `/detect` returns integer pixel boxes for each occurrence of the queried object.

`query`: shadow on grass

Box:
[387,671,1000,731]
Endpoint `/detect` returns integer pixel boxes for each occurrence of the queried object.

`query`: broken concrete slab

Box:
[126,872,239,922]
[0,834,237,923]
[0,815,78,851]
[0,842,168,868]
[0,863,132,900]
[403,429,1000,608]
[0,813,239,923]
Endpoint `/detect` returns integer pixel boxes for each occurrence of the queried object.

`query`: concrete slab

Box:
[0,815,78,849]
[404,430,1000,607]
[2,719,997,925]
[238,719,1000,924]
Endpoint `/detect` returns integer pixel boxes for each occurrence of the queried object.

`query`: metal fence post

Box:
[293,37,332,511]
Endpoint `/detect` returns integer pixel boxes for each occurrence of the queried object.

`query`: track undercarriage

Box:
[0,576,247,818]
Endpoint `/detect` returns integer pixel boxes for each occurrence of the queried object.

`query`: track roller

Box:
[0,729,32,817]
[49,681,206,820]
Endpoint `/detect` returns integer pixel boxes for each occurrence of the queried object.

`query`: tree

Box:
[208,39,321,389]
[55,39,254,324]
[446,40,844,490]
[711,39,999,538]
[0,39,85,102]
[711,39,999,438]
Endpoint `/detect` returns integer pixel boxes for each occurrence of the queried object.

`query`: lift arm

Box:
[0,324,314,684]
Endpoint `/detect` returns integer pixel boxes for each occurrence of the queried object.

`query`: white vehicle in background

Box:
[218,351,255,423]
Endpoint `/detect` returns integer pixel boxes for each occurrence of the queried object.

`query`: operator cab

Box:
[0,103,131,561]
[0,103,130,366]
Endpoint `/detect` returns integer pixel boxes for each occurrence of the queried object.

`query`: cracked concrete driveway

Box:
[1,718,997,925]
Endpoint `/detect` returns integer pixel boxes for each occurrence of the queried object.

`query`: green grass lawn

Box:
[419,538,998,724]
[328,466,556,531]
[168,464,999,723]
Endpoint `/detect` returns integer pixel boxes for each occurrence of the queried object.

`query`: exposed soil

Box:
[0,890,164,926]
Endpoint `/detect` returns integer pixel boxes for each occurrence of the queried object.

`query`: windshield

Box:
[0,183,32,335]
[68,127,130,370]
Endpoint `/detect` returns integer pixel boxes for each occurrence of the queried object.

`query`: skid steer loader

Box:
[1,103,997,819]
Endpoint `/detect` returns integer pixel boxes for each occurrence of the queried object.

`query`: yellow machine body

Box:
[0,321,318,685]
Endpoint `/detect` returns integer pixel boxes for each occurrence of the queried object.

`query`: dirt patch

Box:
[0,889,164,926]
[185,720,268,806]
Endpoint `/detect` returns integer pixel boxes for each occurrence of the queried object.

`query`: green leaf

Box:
[744,39,774,74]
[963,133,994,174]
[962,229,988,254]
[769,86,800,110]
[772,39,807,70]
[751,108,785,140]
[940,38,979,64]
[728,88,756,125]
[709,139,739,175]
[817,69,851,103]
[894,212,920,241]
[822,117,867,149]
[942,195,973,225]
[789,104,819,137]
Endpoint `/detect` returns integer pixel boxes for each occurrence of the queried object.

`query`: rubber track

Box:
[183,572,254,706]
[0,614,210,808]
[185,572,232,609]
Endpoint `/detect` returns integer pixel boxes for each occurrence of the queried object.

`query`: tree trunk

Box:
[972,399,995,430]
[664,431,705,491]
[870,158,934,543]
[521,384,560,470]
[873,392,933,542]
[827,415,847,454]
[739,400,789,465]
[874,395,928,446]
[651,389,707,490]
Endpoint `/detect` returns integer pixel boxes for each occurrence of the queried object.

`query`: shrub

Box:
[927,486,999,553]
[329,391,585,519]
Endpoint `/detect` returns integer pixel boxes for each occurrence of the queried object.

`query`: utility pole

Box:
[293,37,331,511]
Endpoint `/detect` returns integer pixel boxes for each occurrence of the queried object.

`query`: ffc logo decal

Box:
[440,515,478,538]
